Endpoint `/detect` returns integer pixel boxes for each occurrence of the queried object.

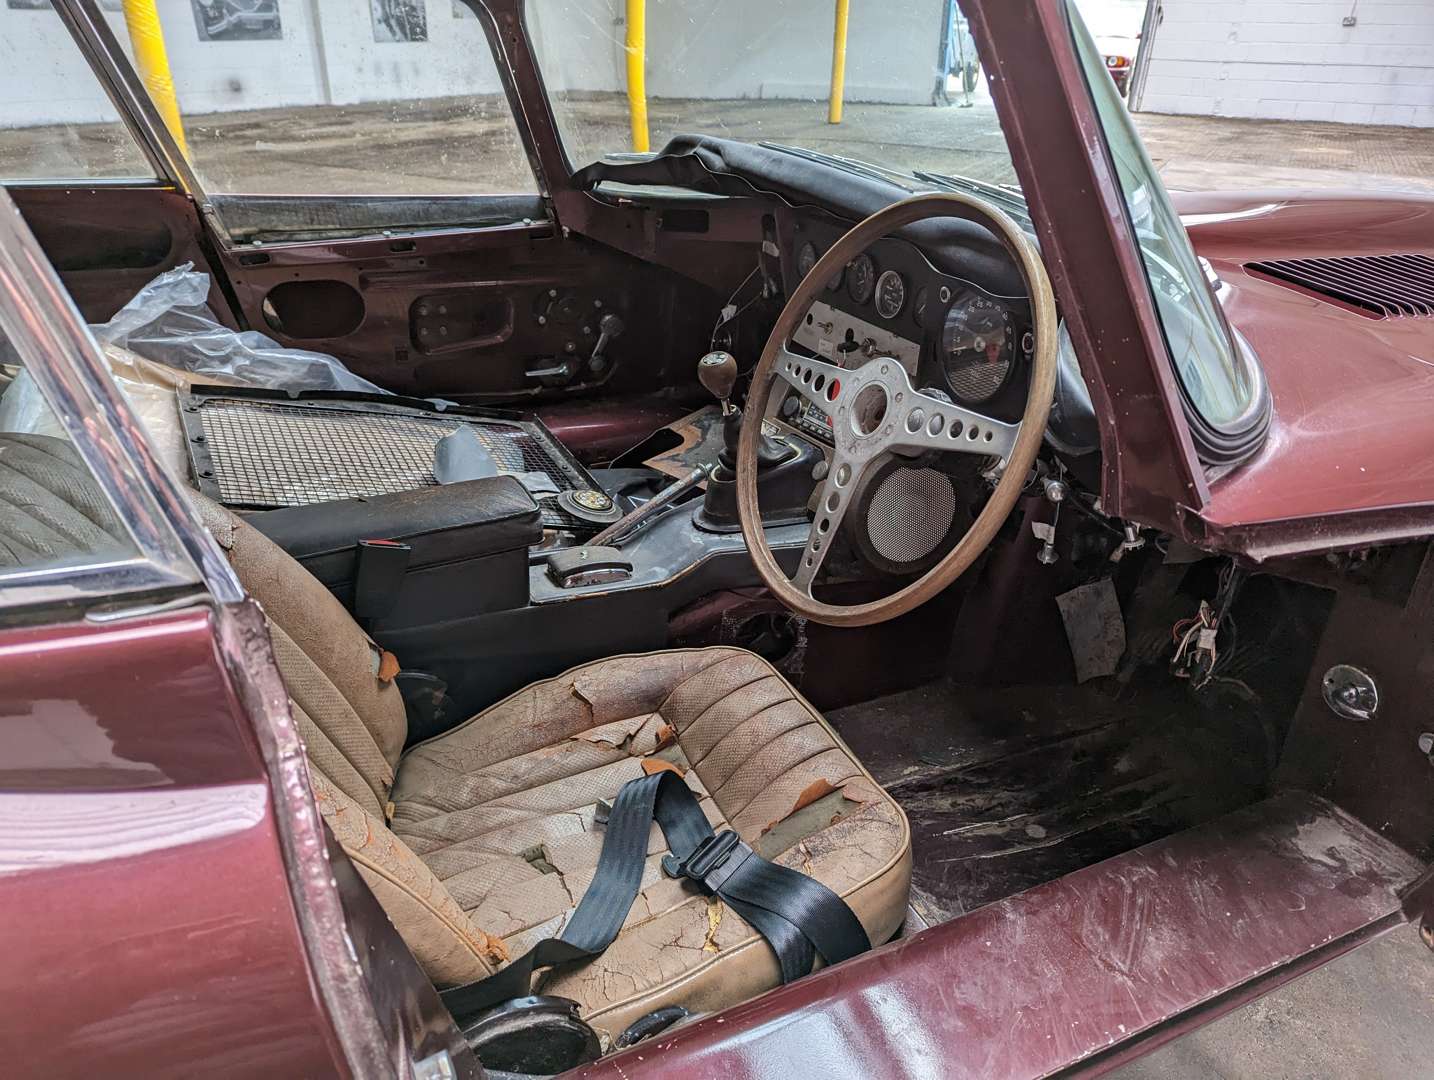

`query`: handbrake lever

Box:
[546,465,708,588]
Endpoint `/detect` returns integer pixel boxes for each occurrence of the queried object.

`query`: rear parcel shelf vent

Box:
[1245,254,1434,318]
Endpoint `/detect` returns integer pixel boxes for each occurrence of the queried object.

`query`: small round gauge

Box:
[912,286,929,329]
[875,270,906,319]
[846,253,876,304]
[941,292,1015,404]
[796,241,819,282]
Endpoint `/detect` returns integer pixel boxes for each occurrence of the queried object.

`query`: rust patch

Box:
[641,758,686,778]
[761,778,839,835]
[376,650,401,683]
[792,778,839,813]
[471,929,510,966]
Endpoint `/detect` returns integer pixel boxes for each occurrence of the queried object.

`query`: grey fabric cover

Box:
[0,434,130,569]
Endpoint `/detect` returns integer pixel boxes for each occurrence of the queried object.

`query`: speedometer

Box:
[875,270,906,319]
[941,292,1014,404]
[847,253,876,304]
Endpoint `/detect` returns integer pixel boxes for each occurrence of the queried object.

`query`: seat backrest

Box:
[193,495,505,985]
[0,434,132,568]
[194,494,407,815]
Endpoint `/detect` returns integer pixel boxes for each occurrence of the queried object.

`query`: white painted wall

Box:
[0,6,135,128]
[0,0,508,127]
[642,0,943,105]
[2,0,940,129]
[1138,0,1434,127]
[156,0,328,114]
[525,0,941,104]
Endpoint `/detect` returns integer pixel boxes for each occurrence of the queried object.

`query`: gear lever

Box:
[698,350,738,414]
[691,351,816,533]
[697,351,786,472]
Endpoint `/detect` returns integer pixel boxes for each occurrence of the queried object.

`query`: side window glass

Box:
[0,1,157,183]
[138,0,537,198]
[0,327,139,575]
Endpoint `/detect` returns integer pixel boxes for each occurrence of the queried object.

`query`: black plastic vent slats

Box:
[1246,254,1434,318]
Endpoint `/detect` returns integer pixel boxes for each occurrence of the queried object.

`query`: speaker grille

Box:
[867,467,956,564]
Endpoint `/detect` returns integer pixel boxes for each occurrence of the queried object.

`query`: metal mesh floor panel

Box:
[188,396,588,530]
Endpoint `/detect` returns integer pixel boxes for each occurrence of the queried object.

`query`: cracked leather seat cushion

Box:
[196,495,912,1041]
[392,648,912,1036]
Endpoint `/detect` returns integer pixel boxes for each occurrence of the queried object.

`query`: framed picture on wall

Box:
[371,0,428,42]
[191,0,283,42]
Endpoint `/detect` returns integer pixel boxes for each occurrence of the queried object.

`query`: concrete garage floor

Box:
[5,92,1433,197]
[1108,927,1434,1079]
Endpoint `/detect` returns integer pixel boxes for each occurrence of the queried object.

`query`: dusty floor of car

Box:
[827,672,1277,925]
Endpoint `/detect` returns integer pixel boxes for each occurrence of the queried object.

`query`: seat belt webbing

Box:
[439,769,870,1019]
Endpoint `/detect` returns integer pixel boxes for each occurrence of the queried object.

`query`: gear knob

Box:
[698,351,738,410]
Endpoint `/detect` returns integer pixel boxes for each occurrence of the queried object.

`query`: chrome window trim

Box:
[48,0,206,202]
[0,188,243,609]
[0,558,195,612]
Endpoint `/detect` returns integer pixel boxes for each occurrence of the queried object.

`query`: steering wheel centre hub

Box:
[851,382,889,436]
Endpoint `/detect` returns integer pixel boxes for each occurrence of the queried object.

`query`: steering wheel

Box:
[737,192,1058,627]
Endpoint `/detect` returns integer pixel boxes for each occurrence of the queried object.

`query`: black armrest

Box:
[247,476,542,589]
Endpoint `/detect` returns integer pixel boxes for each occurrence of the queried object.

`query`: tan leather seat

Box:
[197,497,912,1040]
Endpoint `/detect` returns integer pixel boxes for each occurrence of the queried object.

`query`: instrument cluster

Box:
[781,211,1033,436]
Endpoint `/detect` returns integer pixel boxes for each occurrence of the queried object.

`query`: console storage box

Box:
[247,477,542,629]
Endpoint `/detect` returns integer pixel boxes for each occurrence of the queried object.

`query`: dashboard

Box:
[775,209,1034,443]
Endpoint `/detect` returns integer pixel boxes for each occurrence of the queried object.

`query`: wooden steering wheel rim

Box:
[736,191,1059,628]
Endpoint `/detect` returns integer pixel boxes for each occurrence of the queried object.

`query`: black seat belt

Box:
[439,768,871,1020]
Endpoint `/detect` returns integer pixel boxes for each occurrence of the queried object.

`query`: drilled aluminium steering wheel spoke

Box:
[773,345,849,415]
[886,386,1021,467]
[790,450,865,596]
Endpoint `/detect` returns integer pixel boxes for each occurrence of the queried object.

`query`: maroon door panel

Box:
[11,186,232,326]
[214,225,720,403]
[0,608,343,1078]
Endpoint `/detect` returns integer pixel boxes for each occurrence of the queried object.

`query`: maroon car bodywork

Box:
[3,0,1432,1077]
[1182,191,1434,556]
[0,609,344,1076]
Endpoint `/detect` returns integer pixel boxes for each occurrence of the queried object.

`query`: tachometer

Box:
[941,292,1014,404]
[847,253,876,305]
[875,270,906,319]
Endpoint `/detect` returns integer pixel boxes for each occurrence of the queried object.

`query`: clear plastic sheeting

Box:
[0,263,385,481]
[92,263,388,395]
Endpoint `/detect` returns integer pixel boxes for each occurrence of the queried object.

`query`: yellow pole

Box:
[121,0,189,156]
[828,0,850,124]
[625,0,649,152]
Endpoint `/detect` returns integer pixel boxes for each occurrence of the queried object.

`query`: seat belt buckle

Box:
[661,829,753,894]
